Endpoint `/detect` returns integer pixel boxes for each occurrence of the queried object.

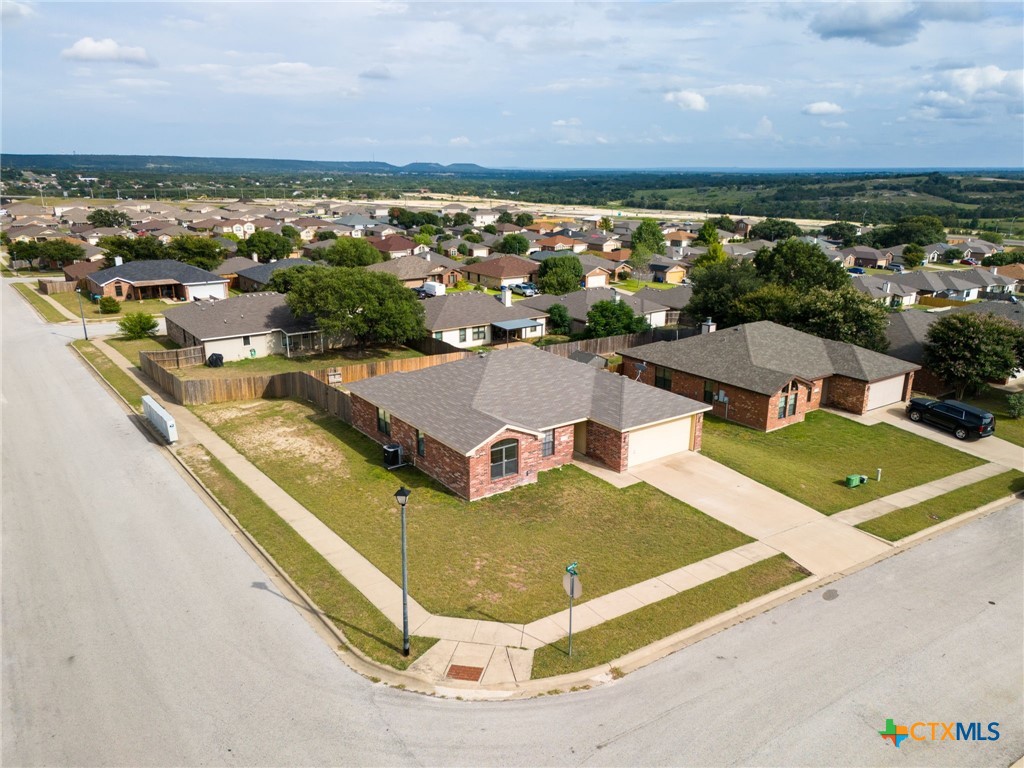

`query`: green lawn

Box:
[531,555,809,678]
[857,470,1024,541]
[177,444,436,670]
[72,340,147,410]
[12,284,68,323]
[106,335,180,366]
[192,398,753,624]
[614,278,677,292]
[49,291,170,319]
[701,411,986,515]
[964,388,1024,448]
[178,345,423,379]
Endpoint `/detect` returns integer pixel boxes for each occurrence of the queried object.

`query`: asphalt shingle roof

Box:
[519,288,668,323]
[346,346,709,455]
[89,259,226,287]
[163,292,310,341]
[623,321,919,395]
[461,255,538,279]
[422,292,547,331]
[365,253,462,281]
[235,258,317,286]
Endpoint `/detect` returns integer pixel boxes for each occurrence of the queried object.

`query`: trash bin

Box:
[845,474,862,488]
[207,353,224,368]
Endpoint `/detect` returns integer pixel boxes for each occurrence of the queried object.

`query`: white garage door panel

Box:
[188,283,228,300]
[627,417,691,467]
[866,375,906,411]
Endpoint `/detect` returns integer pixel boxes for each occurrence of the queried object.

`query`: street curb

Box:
[68,338,1024,701]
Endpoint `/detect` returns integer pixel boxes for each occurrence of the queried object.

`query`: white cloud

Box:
[664,90,708,111]
[945,65,1022,100]
[802,101,844,115]
[1,0,33,21]
[738,116,781,141]
[821,120,849,129]
[552,117,582,127]
[808,1,989,47]
[705,83,771,98]
[359,65,393,81]
[61,37,154,66]
[449,136,471,146]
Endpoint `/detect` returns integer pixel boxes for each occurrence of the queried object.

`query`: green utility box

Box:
[845,474,865,488]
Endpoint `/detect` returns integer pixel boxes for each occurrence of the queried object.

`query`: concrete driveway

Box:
[629,453,891,577]
[840,404,1022,470]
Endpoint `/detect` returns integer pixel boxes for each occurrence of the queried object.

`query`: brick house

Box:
[365,252,463,288]
[422,291,548,347]
[621,321,918,432]
[235,258,317,292]
[346,346,710,500]
[461,255,539,289]
[85,259,228,302]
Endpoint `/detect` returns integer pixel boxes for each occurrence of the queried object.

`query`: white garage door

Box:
[188,283,228,300]
[865,375,906,411]
[585,272,608,288]
[627,417,692,468]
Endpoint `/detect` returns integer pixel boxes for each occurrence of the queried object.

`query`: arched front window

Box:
[490,439,519,480]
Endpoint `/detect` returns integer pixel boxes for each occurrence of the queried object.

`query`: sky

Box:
[2,1,1022,169]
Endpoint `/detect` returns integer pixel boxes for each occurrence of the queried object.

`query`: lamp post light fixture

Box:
[75,288,89,341]
[393,486,411,656]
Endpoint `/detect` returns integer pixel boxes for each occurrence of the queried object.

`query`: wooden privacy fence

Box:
[138,349,471,411]
[142,346,206,369]
[539,326,698,358]
[37,279,77,295]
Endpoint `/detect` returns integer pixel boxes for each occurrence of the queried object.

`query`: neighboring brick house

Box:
[530,251,614,288]
[537,235,587,253]
[215,255,264,290]
[85,259,228,302]
[346,346,710,500]
[62,259,102,286]
[461,255,539,289]
[366,235,425,259]
[422,290,548,348]
[235,258,317,292]
[520,288,669,334]
[621,321,919,432]
[164,292,324,361]
[365,253,463,288]
[841,245,889,269]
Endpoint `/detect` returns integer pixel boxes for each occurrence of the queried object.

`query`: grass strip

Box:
[106,335,179,366]
[72,340,147,410]
[702,411,985,515]
[177,444,436,670]
[530,554,809,679]
[856,469,1024,541]
[12,283,69,323]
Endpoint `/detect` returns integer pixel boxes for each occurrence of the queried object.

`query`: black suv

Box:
[905,398,995,440]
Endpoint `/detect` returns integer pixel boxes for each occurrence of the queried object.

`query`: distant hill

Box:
[0,154,494,175]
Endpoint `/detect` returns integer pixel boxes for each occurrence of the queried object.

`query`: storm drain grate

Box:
[446,664,484,682]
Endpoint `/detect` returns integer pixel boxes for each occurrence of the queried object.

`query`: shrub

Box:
[1007,392,1024,419]
[98,296,120,314]
[117,312,159,340]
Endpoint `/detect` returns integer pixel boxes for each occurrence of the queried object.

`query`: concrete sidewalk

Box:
[81,338,1008,691]
[833,463,1008,525]
[630,453,892,576]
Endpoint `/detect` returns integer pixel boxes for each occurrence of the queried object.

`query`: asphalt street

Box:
[3,284,1021,767]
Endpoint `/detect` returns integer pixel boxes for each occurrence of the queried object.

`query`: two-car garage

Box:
[865,373,912,411]
[625,416,698,468]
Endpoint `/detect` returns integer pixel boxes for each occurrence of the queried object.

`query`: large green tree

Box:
[238,230,293,263]
[627,244,654,277]
[748,218,802,241]
[686,259,764,328]
[537,255,583,295]
[691,240,728,270]
[11,239,85,268]
[901,243,926,270]
[753,239,848,292]
[286,268,425,348]
[546,304,571,335]
[86,209,131,228]
[165,235,225,271]
[320,237,383,267]
[513,212,534,227]
[584,300,650,338]
[632,218,665,254]
[265,264,325,294]
[731,283,801,325]
[924,313,1024,399]
[98,235,165,266]
[496,234,530,255]
[694,220,720,246]
[789,286,890,352]
[821,221,858,247]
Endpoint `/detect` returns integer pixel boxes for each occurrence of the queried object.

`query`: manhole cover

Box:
[446,664,484,682]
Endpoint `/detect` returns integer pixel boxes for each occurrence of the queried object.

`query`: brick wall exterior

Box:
[350,394,575,500]
[691,413,704,452]
[621,356,826,432]
[586,420,629,472]
[913,368,950,396]
[825,374,870,414]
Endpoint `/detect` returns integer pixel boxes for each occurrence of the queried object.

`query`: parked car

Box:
[885,264,904,273]
[847,267,866,275]
[905,397,995,440]
[511,283,538,296]
[960,258,980,266]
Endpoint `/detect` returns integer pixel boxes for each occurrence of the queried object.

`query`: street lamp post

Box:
[76,288,89,341]
[394,486,411,656]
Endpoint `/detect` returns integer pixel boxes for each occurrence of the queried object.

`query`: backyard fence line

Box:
[539,326,698,358]
[37,279,77,295]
